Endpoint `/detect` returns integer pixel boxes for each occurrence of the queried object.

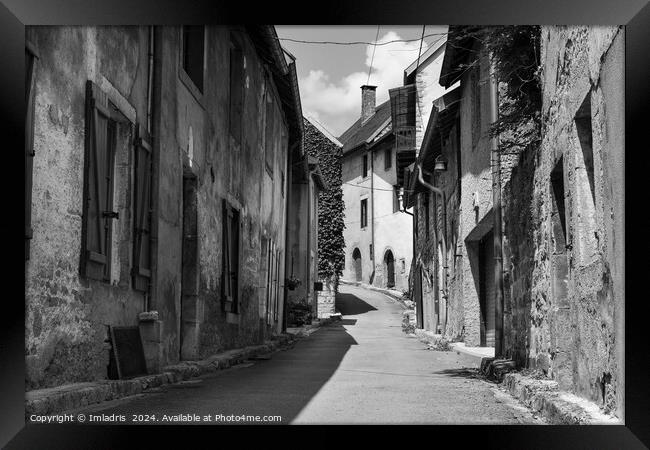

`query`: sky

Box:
[276,26,448,138]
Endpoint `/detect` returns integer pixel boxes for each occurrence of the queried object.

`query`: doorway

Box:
[384,250,395,288]
[478,230,495,347]
[352,248,362,282]
[180,170,199,360]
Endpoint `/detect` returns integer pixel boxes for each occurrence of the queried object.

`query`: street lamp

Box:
[434,155,448,172]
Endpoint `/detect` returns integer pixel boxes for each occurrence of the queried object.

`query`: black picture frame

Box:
[5,0,649,447]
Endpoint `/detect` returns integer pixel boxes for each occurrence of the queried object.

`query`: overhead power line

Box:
[367,25,380,85]
[278,33,448,47]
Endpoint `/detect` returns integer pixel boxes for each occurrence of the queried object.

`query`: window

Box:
[471,66,481,149]
[362,154,368,178]
[385,147,392,170]
[360,198,368,228]
[575,92,595,203]
[393,186,400,213]
[265,87,275,174]
[229,33,244,146]
[551,157,567,246]
[181,26,205,92]
[222,200,240,313]
[25,43,37,261]
[81,81,120,281]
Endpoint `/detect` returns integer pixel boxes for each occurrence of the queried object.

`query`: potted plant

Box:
[286,275,301,291]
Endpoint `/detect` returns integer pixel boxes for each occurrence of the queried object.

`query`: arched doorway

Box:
[352,248,362,282]
[384,250,395,288]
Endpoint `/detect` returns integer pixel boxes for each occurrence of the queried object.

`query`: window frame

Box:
[179,26,206,103]
[222,199,241,314]
[360,198,368,229]
[384,147,392,170]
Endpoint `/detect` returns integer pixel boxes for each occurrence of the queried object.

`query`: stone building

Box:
[406,27,500,347]
[501,26,624,417]
[302,117,344,319]
[284,117,329,319]
[339,86,413,291]
[24,25,306,389]
[404,25,624,418]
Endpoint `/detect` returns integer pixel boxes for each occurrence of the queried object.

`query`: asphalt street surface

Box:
[74,284,541,424]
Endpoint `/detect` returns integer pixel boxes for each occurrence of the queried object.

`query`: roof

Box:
[304,115,343,148]
[338,100,392,155]
[246,26,304,157]
[404,35,447,79]
[439,25,483,88]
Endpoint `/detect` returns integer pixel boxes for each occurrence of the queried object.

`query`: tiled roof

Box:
[338,100,392,154]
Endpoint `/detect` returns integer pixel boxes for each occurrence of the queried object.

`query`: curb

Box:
[25,334,295,418]
[500,372,619,424]
[477,359,620,425]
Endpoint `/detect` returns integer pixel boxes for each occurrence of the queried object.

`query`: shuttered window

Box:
[81,81,118,281]
[25,44,38,261]
[132,125,153,291]
[222,200,240,313]
[229,33,244,146]
[265,89,275,173]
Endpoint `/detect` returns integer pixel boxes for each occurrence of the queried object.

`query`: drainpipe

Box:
[144,25,155,312]
[369,147,376,284]
[490,56,505,358]
[417,163,448,333]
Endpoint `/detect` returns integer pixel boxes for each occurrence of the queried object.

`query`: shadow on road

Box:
[40,322,360,427]
[336,293,377,315]
[431,368,487,380]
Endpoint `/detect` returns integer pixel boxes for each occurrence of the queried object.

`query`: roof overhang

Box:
[439,25,483,88]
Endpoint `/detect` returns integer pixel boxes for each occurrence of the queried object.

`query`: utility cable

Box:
[367,25,380,85]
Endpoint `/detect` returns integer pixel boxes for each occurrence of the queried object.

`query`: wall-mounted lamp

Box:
[434,155,448,172]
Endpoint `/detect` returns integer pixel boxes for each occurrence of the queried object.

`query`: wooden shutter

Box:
[222,199,233,312]
[132,125,153,291]
[25,45,37,261]
[229,35,243,145]
[81,80,113,280]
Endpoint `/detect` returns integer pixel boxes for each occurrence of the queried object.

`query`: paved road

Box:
[75,284,541,424]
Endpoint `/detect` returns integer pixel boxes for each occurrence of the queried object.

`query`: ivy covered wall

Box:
[303,118,345,284]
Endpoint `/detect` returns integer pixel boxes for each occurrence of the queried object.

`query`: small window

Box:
[229,33,244,146]
[181,26,205,92]
[471,67,481,149]
[265,88,275,173]
[281,170,285,197]
[393,186,400,213]
[362,154,368,178]
[360,198,368,228]
[385,147,392,170]
[222,200,240,313]
[575,92,595,203]
[550,157,567,247]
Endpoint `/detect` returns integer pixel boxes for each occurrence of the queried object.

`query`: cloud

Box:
[298,31,428,137]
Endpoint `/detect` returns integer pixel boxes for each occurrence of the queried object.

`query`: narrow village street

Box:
[73,285,540,424]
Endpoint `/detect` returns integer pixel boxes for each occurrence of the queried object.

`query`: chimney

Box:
[360,85,377,124]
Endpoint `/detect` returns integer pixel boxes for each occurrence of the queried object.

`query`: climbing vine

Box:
[451,26,542,151]
[303,118,346,281]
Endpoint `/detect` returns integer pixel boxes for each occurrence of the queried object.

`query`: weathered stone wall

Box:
[303,118,345,317]
[25,26,151,389]
[502,26,624,417]
[25,26,293,389]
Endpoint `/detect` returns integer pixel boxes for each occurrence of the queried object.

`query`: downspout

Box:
[417,164,448,333]
[490,56,505,358]
[145,25,155,312]
[369,146,376,284]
